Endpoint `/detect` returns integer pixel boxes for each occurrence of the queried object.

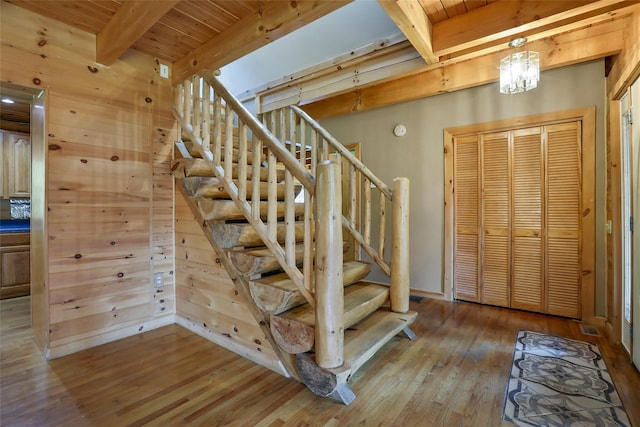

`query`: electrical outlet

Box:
[159,64,169,79]
[154,273,164,288]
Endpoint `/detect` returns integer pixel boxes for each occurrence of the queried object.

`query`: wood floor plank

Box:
[1,296,639,426]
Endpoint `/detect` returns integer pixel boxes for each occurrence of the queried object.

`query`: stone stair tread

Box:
[270,281,390,354]
[249,261,371,315]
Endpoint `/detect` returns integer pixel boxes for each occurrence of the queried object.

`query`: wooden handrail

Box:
[280,105,401,282]
[173,72,317,308]
[290,105,392,199]
[173,71,411,365]
[202,72,316,195]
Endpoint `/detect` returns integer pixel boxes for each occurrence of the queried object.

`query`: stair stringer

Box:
[175,183,301,381]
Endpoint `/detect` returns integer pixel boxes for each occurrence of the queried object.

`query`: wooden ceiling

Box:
[2,0,638,124]
[4,1,499,67]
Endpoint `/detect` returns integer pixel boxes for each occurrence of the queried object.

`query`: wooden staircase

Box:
[171,71,416,405]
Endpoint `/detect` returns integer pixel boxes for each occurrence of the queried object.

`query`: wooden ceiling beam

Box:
[377,0,437,64]
[301,16,628,120]
[96,0,179,65]
[171,0,351,85]
[432,0,633,56]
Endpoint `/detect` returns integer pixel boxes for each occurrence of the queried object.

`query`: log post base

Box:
[296,353,355,405]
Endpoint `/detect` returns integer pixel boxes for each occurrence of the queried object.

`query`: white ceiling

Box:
[219,0,401,97]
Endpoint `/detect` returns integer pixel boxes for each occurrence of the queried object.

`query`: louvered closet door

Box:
[480,132,510,307]
[452,121,582,317]
[512,127,544,312]
[545,122,582,318]
[453,135,480,301]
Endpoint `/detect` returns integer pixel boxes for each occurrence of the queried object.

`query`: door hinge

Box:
[631,216,634,233]
[624,110,633,125]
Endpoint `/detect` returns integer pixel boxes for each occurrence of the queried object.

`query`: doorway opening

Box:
[0,80,47,352]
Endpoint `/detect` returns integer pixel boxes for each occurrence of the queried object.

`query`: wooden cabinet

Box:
[0,233,30,299]
[1,130,31,198]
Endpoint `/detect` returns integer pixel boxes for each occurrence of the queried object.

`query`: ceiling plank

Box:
[172,0,351,85]
[96,0,180,65]
[432,0,633,56]
[301,16,628,119]
[378,0,438,64]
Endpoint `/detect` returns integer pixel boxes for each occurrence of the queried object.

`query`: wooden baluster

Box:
[267,112,278,240]
[192,76,201,141]
[268,150,277,240]
[299,118,307,167]
[310,131,317,176]
[390,177,410,313]
[202,80,211,154]
[224,103,233,180]
[237,120,247,201]
[303,190,314,294]
[213,93,222,165]
[183,80,193,133]
[285,109,296,265]
[364,178,372,246]
[251,136,261,219]
[175,83,184,119]
[349,162,359,260]
[315,161,343,369]
[320,135,329,162]
[299,113,313,293]
[379,192,386,259]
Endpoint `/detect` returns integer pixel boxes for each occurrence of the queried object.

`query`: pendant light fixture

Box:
[499,37,539,94]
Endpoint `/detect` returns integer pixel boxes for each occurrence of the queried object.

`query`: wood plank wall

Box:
[0,2,176,357]
[174,191,284,375]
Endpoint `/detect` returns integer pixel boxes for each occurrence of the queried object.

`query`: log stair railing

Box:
[172,70,416,405]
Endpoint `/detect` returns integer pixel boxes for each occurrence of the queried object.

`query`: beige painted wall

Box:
[321,60,607,316]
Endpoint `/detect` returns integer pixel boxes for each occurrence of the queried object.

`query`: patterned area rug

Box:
[503,330,631,426]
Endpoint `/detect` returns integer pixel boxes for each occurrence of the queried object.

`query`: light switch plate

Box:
[159,64,169,79]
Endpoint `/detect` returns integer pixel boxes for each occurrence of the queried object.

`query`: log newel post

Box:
[390,177,410,313]
[315,161,344,369]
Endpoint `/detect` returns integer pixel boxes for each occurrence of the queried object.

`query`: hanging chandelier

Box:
[499,37,539,94]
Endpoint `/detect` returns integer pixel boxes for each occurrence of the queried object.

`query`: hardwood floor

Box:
[1,296,639,426]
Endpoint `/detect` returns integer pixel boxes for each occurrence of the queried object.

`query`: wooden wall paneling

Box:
[545,122,582,318]
[479,132,510,307]
[151,113,177,320]
[174,191,282,373]
[511,127,544,312]
[1,3,176,357]
[452,134,479,301]
[605,98,622,340]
